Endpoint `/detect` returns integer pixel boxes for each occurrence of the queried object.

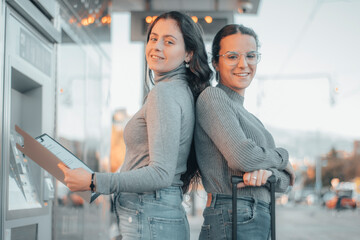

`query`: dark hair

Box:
[146,11,212,99]
[146,11,213,193]
[212,24,260,81]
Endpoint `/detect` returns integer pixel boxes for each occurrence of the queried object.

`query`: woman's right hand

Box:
[237,169,272,188]
[58,163,92,192]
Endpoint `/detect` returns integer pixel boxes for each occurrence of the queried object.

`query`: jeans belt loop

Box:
[155,190,160,200]
[253,197,258,212]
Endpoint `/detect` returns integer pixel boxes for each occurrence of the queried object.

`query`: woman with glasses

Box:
[59,11,212,240]
[195,24,295,240]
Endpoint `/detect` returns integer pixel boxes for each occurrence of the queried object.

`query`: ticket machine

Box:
[1,1,59,239]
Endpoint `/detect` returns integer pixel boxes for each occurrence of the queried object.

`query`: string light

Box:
[88,16,95,24]
[204,16,213,24]
[101,15,111,24]
[69,0,111,27]
[191,16,198,23]
[81,18,89,26]
[144,16,158,24]
[145,16,153,24]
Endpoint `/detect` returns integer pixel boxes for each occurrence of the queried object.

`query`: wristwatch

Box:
[90,173,95,193]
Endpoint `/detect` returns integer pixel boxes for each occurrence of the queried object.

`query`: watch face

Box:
[90,173,95,192]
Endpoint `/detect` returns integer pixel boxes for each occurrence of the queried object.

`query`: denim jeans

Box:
[114,186,189,240]
[199,194,271,240]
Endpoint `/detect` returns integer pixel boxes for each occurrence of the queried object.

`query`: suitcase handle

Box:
[231,175,276,240]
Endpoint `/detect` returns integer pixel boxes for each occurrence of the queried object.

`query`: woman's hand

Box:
[285,162,296,186]
[237,169,272,188]
[58,163,92,192]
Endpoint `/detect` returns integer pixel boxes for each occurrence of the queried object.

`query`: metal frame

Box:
[1,5,55,240]
[3,6,55,220]
[6,0,60,43]
[1,0,6,239]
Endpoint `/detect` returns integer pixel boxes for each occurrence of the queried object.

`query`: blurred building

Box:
[110,108,130,172]
[353,141,360,156]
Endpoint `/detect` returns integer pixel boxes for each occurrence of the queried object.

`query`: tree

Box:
[321,147,360,187]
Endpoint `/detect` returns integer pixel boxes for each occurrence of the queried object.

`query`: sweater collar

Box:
[217,83,245,105]
[154,63,187,83]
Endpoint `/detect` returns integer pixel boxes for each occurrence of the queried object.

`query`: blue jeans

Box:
[114,186,189,240]
[199,194,271,240]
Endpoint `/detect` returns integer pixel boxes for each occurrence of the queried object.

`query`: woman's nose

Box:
[237,54,248,67]
[154,39,163,51]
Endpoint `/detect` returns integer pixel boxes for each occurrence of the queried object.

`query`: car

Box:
[321,191,335,206]
[325,189,356,210]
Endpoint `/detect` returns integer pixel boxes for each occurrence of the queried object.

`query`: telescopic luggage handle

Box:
[231,175,276,240]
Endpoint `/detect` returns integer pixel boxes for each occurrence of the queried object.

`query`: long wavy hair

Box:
[145,11,213,192]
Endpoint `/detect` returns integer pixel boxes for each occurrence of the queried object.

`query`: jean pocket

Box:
[117,205,141,239]
[149,217,188,240]
[199,224,211,240]
[201,208,226,240]
[227,204,254,224]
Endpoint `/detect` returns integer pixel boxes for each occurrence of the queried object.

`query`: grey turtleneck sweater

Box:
[195,83,291,203]
[95,66,194,194]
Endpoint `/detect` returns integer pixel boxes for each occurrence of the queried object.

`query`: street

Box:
[189,204,360,240]
[277,204,360,240]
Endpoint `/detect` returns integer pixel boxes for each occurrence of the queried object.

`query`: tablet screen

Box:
[35,133,99,202]
[36,134,93,173]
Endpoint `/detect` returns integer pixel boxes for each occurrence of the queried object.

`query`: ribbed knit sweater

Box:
[195,83,290,203]
[95,66,194,194]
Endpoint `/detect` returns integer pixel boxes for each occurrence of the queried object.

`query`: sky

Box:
[235,0,360,139]
[110,0,360,140]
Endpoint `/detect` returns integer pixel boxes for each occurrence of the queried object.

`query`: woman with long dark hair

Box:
[59,11,212,239]
[195,24,295,239]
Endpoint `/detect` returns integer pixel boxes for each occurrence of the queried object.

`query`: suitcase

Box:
[231,175,276,240]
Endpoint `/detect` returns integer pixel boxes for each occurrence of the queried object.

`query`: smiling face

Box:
[214,33,257,96]
[146,18,191,79]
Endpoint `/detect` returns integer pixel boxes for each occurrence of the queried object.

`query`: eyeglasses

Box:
[217,51,261,65]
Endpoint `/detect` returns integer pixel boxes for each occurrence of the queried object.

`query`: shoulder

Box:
[153,80,189,96]
[148,80,192,107]
[250,113,265,127]
[197,86,230,107]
